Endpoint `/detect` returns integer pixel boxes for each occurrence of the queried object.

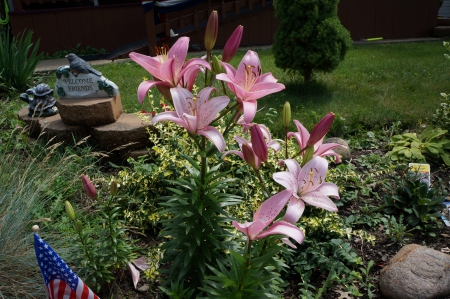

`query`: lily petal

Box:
[256,220,305,246]
[301,191,338,212]
[242,99,257,124]
[283,197,306,224]
[137,80,170,104]
[198,126,226,152]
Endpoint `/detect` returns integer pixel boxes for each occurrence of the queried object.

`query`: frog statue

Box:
[20,83,58,117]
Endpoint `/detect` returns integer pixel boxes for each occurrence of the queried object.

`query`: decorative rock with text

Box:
[379,244,450,299]
[55,53,122,126]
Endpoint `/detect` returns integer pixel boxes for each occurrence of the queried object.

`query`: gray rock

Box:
[380,244,450,299]
[323,137,350,162]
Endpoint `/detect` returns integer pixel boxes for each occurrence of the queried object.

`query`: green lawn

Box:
[45,40,450,136]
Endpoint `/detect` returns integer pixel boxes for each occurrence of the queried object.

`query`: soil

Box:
[89,148,450,298]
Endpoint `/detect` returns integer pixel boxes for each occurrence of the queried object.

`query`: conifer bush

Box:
[272,0,352,82]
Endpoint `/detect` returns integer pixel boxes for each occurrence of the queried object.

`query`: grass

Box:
[44,40,449,136]
[0,128,97,298]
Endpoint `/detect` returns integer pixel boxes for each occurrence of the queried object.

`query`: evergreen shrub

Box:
[272,0,352,82]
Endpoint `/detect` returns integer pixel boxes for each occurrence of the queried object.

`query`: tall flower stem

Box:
[201,136,207,188]
[255,169,270,199]
[237,238,252,290]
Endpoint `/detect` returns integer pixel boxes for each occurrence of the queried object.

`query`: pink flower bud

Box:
[250,124,268,162]
[242,143,260,170]
[81,174,97,199]
[204,10,218,51]
[307,112,335,147]
[222,25,243,63]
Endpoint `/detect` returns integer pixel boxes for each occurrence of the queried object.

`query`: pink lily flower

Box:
[222,125,281,169]
[273,157,339,224]
[216,50,285,124]
[129,37,211,103]
[288,119,345,163]
[233,190,305,248]
[151,87,230,152]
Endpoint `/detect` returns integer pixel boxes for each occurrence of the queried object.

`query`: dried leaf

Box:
[440,234,450,238]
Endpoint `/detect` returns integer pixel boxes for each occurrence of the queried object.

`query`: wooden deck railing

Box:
[144,0,271,49]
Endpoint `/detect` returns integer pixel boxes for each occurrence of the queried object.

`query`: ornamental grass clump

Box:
[127,11,346,297]
[0,130,93,298]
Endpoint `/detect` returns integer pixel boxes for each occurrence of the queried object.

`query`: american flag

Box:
[34,233,100,299]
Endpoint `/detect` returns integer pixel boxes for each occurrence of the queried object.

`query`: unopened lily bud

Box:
[110,181,118,196]
[222,25,243,63]
[212,55,223,74]
[242,143,259,170]
[81,174,97,199]
[250,124,268,162]
[307,112,335,147]
[75,220,83,233]
[283,101,291,128]
[204,10,218,51]
[65,201,76,221]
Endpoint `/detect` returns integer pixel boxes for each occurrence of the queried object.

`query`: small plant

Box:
[0,30,43,91]
[381,215,415,244]
[386,126,450,166]
[359,260,376,299]
[65,176,137,294]
[383,178,446,227]
[432,92,450,131]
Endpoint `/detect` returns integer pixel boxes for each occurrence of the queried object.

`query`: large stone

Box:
[56,95,123,127]
[38,114,89,144]
[55,66,119,99]
[323,137,351,162]
[380,244,450,299]
[90,113,156,153]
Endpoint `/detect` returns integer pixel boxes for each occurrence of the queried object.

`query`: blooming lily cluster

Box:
[129,11,343,251]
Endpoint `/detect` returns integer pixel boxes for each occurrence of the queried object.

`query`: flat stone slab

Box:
[380,244,450,299]
[56,95,123,127]
[90,113,155,152]
[38,114,89,144]
[17,106,46,138]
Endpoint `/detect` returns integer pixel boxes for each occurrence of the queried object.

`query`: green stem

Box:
[201,136,207,188]
[284,126,289,160]
[255,169,270,199]
[205,50,211,86]
[237,238,253,290]
[221,80,227,95]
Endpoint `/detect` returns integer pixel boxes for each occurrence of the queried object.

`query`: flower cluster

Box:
[128,10,345,295]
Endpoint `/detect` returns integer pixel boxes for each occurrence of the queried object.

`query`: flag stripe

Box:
[34,233,101,299]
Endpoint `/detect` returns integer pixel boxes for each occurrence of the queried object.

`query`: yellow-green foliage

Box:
[143,243,164,281]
